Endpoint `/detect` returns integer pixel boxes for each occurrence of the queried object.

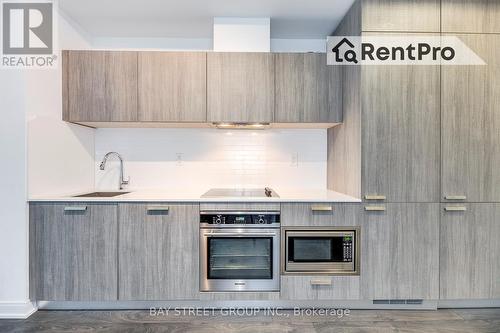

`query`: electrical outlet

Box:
[290,152,299,167]
[176,153,183,166]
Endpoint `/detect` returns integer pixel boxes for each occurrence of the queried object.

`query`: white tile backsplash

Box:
[95,128,327,190]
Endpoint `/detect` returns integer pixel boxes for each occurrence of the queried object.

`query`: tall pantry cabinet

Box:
[329,0,441,301]
[439,0,500,300]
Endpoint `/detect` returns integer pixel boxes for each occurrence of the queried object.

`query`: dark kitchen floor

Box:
[0,308,499,333]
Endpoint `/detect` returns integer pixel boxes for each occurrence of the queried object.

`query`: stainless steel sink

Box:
[73,192,130,198]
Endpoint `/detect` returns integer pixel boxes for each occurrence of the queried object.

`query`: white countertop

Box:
[28,188,361,203]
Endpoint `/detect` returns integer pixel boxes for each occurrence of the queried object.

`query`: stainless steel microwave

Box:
[282,227,360,275]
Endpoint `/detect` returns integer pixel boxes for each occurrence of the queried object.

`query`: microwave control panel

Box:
[343,236,353,262]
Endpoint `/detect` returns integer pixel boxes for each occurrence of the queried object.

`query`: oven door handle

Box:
[203,232,278,237]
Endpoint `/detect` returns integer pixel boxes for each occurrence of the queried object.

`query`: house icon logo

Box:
[331,37,358,64]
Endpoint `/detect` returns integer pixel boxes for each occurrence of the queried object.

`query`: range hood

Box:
[212,18,271,130]
[212,122,270,130]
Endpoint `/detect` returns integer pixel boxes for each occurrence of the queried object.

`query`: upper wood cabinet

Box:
[361,203,439,300]
[63,50,138,122]
[275,53,342,123]
[440,203,500,299]
[441,34,500,203]
[138,52,207,122]
[441,0,500,33]
[207,52,274,123]
[63,51,342,126]
[29,203,118,301]
[361,0,440,32]
[361,57,440,202]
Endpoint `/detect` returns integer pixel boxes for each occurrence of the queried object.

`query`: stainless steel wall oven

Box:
[200,210,280,292]
[282,227,360,275]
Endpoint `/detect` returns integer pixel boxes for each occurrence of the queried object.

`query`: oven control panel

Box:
[200,211,280,226]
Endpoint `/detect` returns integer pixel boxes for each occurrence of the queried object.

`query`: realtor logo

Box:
[2,1,56,68]
[2,2,52,54]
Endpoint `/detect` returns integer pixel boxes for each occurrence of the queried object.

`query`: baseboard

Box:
[0,301,37,319]
[37,300,438,310]
[438,299,500,308]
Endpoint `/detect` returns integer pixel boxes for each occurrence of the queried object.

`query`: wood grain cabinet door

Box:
[64,51,138,122]
[361,0,441,32]
[281,276,360,300]
[362,55,440,203]
[281,203,361,227]
[360,203,439,300]
[118,203,199,300]
[441,0,500,33]
[29,203,118,301]
[275,53,342,123]
[441,34,500,203]
[440,203,500,299]
[138,52,207,122]
[207,52,274,123]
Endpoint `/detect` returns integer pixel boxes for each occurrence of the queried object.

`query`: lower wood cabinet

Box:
[118,203,199,300]
[29,203,118,301]
[33,201,487,302]
[361,203,439,300]
[281,276,360,300]
[440,203,500,299]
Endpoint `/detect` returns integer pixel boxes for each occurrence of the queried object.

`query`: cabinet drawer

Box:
[280,276,360,300]
[281,203,340,226]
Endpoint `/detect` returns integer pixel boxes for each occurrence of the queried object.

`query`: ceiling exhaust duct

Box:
[213,17,270,52]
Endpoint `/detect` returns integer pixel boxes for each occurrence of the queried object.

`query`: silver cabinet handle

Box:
[444,195,467,200]
[311,205,333,212]
[364,206,386,211]
[444,206,467,212]
[64,206,87,212]
[146,206,170,212]
[310,279,332,286]
[364,195,386,200]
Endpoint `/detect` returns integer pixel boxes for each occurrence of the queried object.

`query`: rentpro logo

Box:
[327,36,485,66]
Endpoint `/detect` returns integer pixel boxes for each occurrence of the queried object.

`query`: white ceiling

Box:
[59,0,355,39]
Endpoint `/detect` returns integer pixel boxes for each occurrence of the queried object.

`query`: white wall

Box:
[95,129,327,191]
[91,36,328,192]
[0,70,33,318]
[92,37,326,52]
[27,12,95,196]
[0,10,95,318]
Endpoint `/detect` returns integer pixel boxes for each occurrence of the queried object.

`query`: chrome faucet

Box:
[99,152,130,190]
